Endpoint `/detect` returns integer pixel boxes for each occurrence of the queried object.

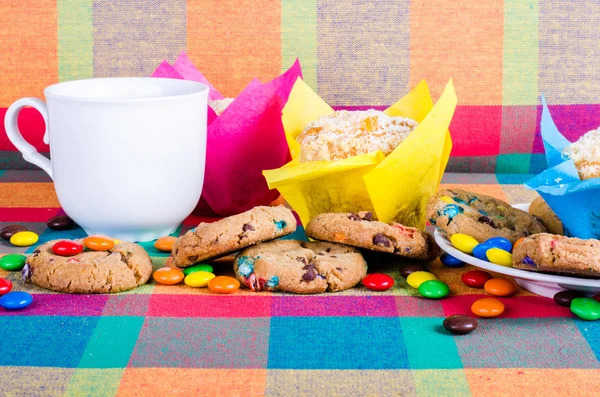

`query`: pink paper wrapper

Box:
[152,52,302,216]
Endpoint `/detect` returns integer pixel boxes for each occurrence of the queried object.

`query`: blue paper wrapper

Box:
[525,96,600,239]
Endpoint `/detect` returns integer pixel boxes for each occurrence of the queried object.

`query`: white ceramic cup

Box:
[4,77,208,242]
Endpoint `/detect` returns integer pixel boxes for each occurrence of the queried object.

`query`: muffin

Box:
[563,127,600,180]
[295,110,418,162]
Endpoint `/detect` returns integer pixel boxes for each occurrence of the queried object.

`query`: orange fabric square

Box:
[0,183,59,208]
[186,0,282,97]
[409,0,503,105]
[0,1,58,106]
[117,368,267,397]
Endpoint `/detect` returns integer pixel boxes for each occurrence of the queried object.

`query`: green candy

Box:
[418,279,450,300]
[0,253,27,271]
[183,263,213,276]
[570,297,600,321]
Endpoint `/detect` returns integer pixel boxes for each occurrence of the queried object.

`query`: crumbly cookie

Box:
[23,240,152,293]
[305,211,440,261]
[169,206,297,268]
[513,233,600,277]
[563,127,600,180]
[233,240,367,294]
[296,110,418,162]
[427,188,546,244]
[529,196,564,235]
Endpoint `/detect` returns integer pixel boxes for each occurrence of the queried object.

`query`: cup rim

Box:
[44,77,209,103]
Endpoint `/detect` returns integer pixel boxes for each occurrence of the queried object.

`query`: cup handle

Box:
[4,98,53,179]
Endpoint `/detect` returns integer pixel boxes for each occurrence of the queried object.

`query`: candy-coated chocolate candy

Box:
[571,297,600,321]
[46,215,75,230]
[52,240,84,257]
[440,253,464,268]
[183,264,214,276]
[571,298,600,321]
[0,278,12,295]
[418,279,450,299]
[443,314,478,335]
[0,224,27,240]
[406,271,437,289]
[554,290,585,307]
[154,236,177,252]
[362,273,395,291]
[486,248,513,267]
[184,271,215,287]
[208,276,240,294]
[0,291,33,310]
[471,298,505,318]
[484,278,516,297]
[513,237,525,252]
[461,270,493,288]
[0,254,27,271]
[113,239,123,245]
[440,196,454,204]
[153,267,185,285]
[472,244,492,261]
[9,231,38,247]
[483,237,512,252]
[450,234,479,254]
[399,263,428,278]
[83,235,115,251]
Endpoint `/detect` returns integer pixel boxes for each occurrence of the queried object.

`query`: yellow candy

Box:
[406,271,437,289]
[9,231,39,247]
[113,239,123,244]
[440,196,454,204]
[486,248,513,267]
[450,234,479,254]
[184,271,216,288]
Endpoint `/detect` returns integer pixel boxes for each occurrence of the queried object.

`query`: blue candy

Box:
[0,291,33,310]
[483,237,512,252]
[440,253,464,267]
[472,244,493,261]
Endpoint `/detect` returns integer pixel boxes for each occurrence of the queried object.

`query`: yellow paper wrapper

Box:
[263,79,458,229]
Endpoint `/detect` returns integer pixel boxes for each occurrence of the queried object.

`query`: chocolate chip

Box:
[174,248,179,256]
[348,213,361,221]
[373,233,391,247]
[188,255,198,263]
[361,212,373,221]
[302,268,317,281]
[296,257,307,264]
[336,267,343,272]
[317,252,324,256]
[477,216,495,227]
[404,247,411,253]
[330,255,337,258]
[0,224,27,240]
[47,215,75,231]
[242,223,255,232]
[303,264,315,270]
[32,249,40,257]
[325,247,331,253]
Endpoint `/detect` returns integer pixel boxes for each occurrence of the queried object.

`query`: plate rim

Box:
[433,203,600,288]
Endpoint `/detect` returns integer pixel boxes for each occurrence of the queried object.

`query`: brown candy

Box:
[47,215,75,231]
[0,224,27,240]
[399,263,428,278]
[443,314,478,335]
[554,290,585,307]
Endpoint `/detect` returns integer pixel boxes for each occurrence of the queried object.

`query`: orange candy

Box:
[484,278,516,297]
[153,267,185,285]
[83,235,115,251]
[513,237,525,252]
[154,236,177,252]
[208,276,240,294]
[471,297,505,318]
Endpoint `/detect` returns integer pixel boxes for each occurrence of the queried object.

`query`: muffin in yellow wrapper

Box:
[263,78,458,229]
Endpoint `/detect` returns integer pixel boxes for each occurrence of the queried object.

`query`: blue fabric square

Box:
[576,319,600,362]
[400,317,463,369]
[268,317,408,369]
[0,316,99,367]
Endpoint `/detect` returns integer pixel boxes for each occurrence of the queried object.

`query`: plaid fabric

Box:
[1,171,599,396]
[2,1,600,173]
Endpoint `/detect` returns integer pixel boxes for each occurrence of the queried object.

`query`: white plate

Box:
[434,203,600,298]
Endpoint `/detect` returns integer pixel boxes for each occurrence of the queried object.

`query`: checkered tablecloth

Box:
[1,171,599,396]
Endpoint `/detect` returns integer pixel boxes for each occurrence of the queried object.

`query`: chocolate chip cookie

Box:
[427,189,546,244]
[513,233,600,277]
[305,212,439,261]
[233,240,367,294]
[529,196,564,235]
[23,240,152,293]
[169,206,297,268]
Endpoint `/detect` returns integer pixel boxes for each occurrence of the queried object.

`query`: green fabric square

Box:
[78,316,145,368]
[399,317,463,369]
[65,368,123,397]
[495,153,532,174]
[412,369,472,397]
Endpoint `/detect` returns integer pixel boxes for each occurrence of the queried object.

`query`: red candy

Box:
[0,278,12,295]
[52,240,84,257]
[592,294,600,303]
[461,270,493,288]
[362,273,395,291]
